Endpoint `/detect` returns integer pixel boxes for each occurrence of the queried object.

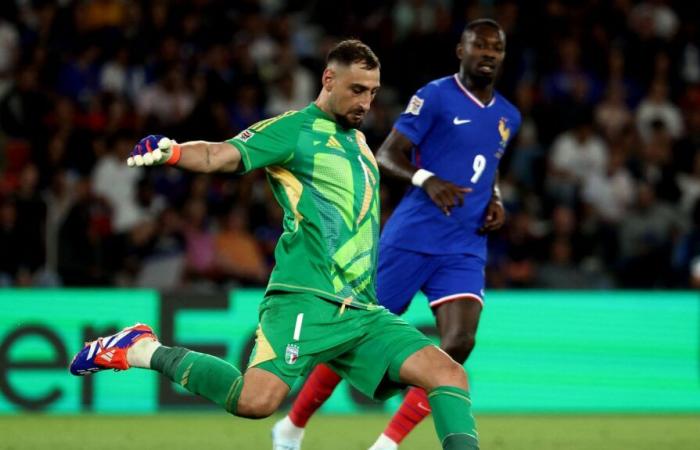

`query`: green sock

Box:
[428,386,479,450]
[151,346,244,415]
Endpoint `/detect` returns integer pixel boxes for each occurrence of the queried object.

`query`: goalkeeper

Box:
[69,40,479,450]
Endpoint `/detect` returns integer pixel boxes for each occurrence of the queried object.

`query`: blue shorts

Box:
[376,244,485,315]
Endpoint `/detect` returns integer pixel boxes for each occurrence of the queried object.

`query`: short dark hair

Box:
[327,39,380,70]
[464,18,503,35]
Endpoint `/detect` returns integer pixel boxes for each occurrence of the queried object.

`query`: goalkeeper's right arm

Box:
[127,135,241,173]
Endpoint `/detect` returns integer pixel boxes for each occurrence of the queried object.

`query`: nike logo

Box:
[417,402,431,412]
[313,140,321,146]
[453,117,471,125]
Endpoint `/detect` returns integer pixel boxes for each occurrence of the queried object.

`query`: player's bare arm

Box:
[376,128,471,216]
[127,135,241,173]
[478,170,506,234]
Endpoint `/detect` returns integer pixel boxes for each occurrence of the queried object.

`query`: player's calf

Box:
[70,324,259,419]
[398,347,478,450]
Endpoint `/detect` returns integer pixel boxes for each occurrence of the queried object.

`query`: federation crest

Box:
[235,129,254,143]
[285,344,300,365]
[498,117,511,148]
[404,95,424,115]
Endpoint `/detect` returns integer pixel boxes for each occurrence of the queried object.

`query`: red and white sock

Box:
[288,364,342,427]
[384,387,432,444]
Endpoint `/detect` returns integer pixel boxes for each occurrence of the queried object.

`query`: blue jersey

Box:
[380,75,521,258]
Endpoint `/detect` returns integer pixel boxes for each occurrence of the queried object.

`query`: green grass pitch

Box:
[1,413,698,449]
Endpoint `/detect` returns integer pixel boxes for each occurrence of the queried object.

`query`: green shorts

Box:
[247,292,433,401]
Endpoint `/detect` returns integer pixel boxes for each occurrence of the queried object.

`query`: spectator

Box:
[57,178,113,286]
[629,0,679,41]
[617,182,682,287]
[0,199,21,285]
[214,208,268,285]
[582,149,636,224]
[13,164,46,278]
[92,132,145,233]
[0,0,696,289]
[508,82,546,191]
[637,119,681,203]
[672,199,700,287]
[43,170,75,284]
[636,80,684,142]
[99,46,148,99]
[503,210,540,287]
[673,102,700,174]
[182,198,216,284]
[229,84,265,133]
[136,207,186,289]
[677,152,700,215]
[547,108,608,205]
[595,83,633,142]
[264,43,315,116]
[136,67,195,127]
[535,238,590,289]
[0,65,48,138]
[0,17,19,79]
[57,44,101,103]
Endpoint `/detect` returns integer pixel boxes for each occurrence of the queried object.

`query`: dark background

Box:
[1,0,699,290]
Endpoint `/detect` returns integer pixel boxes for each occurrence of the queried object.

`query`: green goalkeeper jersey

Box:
[227,103,381,310]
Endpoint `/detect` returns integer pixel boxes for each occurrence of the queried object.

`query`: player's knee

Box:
[234,393,281,419]
[431,356,467,390]
[441,332,476,364]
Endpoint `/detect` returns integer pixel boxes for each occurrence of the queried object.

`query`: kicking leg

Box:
[69,323,289,419]
[145,342,289,418]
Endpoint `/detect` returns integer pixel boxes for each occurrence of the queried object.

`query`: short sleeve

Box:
[512,110,523,136]
[393,82,440,146]
[226,115,297,173]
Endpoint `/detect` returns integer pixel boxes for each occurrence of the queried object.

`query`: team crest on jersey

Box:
[405,95,424,115]
[235,129,255,143]
[498,117,511,148]
[285,344,299,365]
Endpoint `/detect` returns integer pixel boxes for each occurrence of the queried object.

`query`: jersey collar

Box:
[305,102,358,132]
[453,74,496,109]
[305,102,334,120]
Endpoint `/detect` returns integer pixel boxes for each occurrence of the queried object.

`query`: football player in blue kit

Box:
[272,19,521,450]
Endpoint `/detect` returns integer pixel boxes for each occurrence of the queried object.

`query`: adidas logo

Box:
[326,136,344,151]
[99,350,115,362]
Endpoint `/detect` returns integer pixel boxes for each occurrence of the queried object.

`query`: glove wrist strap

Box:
[165,143,182,166]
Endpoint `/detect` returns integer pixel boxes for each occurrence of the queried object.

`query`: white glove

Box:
[127,136,180,167]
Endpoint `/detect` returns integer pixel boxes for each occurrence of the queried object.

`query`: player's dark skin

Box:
[376,23,507,365]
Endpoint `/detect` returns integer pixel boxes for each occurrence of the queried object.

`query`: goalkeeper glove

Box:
[127,135,181,167]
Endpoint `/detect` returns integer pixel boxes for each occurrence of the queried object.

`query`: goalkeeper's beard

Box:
[335,109,365,129]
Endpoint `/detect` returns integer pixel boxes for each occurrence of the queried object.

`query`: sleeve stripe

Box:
[250,110,298,132]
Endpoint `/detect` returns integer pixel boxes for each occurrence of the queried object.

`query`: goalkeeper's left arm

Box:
[127,135,242,173]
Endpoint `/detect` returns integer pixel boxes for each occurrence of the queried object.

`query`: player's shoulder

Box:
[494,91,521,121]
[229,110,304,148]
[419,75,454,95]
[404,76,452,115]
[251,109,306,134]
[427,75,455,88]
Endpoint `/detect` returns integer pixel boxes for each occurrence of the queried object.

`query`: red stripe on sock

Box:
[288,364,342,427]
[384,387,431,444]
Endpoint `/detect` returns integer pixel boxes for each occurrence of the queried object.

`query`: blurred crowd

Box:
[1,0,699,290]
